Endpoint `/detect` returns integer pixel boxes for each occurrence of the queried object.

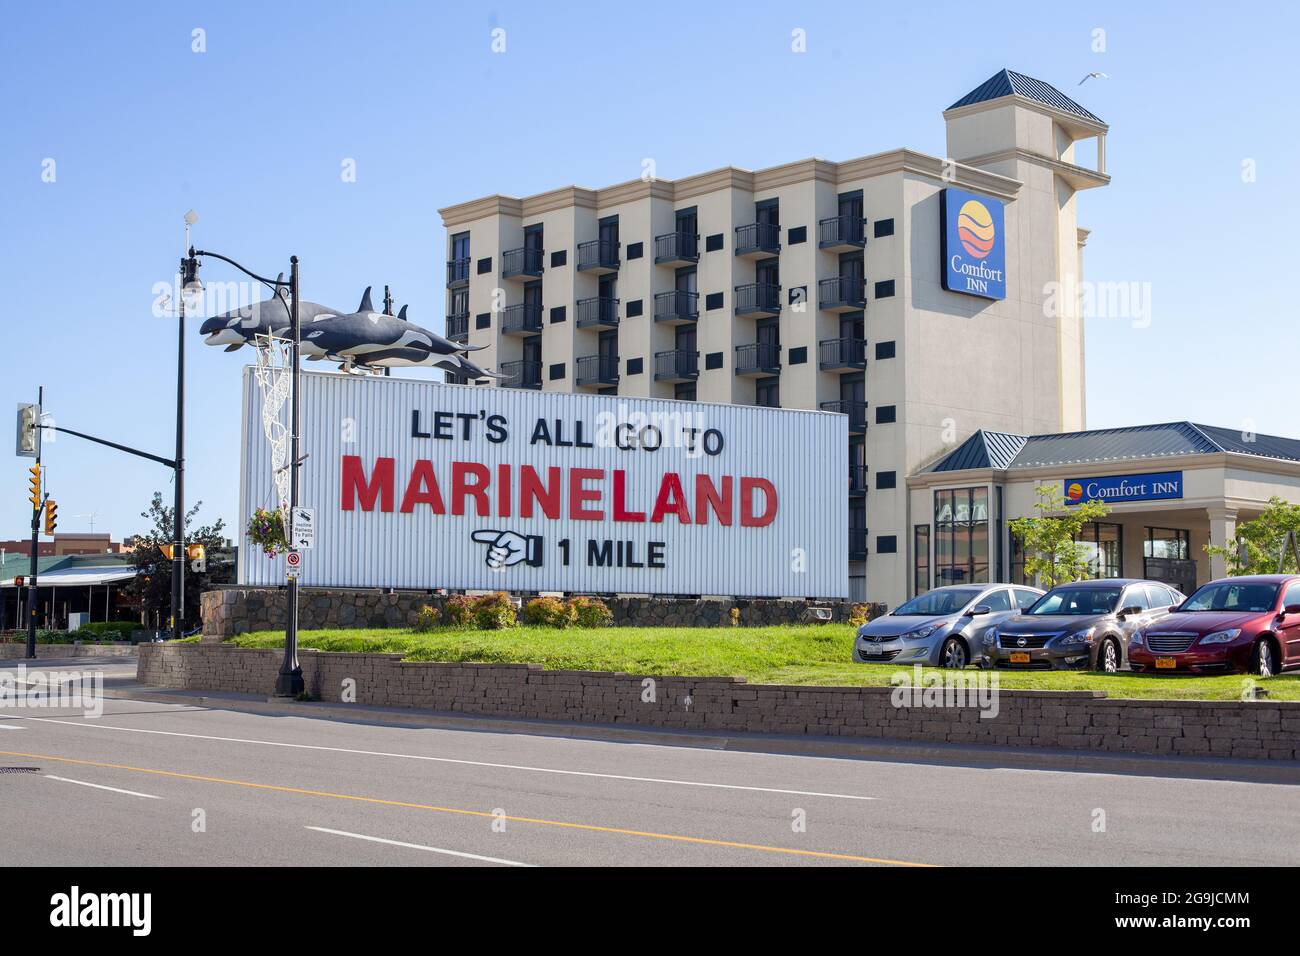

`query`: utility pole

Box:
[25,386,43,659]
[382,286,394,377]
[276,256,304,697]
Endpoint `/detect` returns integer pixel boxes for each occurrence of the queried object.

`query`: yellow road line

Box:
[1,750,933,867]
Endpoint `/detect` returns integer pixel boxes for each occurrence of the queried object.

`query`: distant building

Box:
[0,532,122,558]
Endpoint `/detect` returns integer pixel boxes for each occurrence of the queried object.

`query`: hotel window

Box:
[755,376,779,408]
[933,487,989,585]
[1076,522,1123,579]
[1009,530,1029,585]
[913,525,930,596]
[1144,527,1189,560]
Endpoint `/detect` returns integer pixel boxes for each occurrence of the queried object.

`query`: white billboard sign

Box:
[239,371,847,598]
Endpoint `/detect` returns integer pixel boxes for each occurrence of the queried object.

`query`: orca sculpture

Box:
[202,283,500,379]
[197,275,341,351]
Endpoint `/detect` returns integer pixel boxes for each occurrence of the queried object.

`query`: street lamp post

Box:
[186,246,303,697]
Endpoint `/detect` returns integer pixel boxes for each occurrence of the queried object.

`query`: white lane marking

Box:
[24,715,873,801]
[304,826,534,867]
[44,775,161,799]
[0,722,24,730]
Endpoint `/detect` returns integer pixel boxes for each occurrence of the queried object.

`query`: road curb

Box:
[100,684,1300,785]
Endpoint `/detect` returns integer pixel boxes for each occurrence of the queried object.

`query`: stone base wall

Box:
[0,643,138,659]
[138,643,1300,761]
[200,587,870,641]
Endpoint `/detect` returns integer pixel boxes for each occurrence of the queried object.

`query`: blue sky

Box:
[2,1,1295,542]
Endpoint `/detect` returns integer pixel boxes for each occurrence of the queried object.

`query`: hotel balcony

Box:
[500,360,542,390]
[820,399,868,434]
[849,528,868,561]
[501,246,544,281]
[446,257,470,289]
[575,354,619,388]
[653,231,699,267]
[818,337,867,372]
[734,222,780,258]
[576,238,620,273]
[446,312,469,344]
[654,349,699,383]
[501,302,543,336]
[653,289,699,324]
[576,296,619,330]
[733,342,781,377]
[818,214,868,252]
[848,464,868,497]
[734,282,781,318]
[819,275,866,312]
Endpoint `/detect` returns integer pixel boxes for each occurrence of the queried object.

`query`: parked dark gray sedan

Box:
[982,578,1185,672]
[854,584,1043,668]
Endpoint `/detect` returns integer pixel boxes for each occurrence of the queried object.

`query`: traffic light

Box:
[159,544,174,560]
[186,543,205,562]
[27,464,41,509]
[44,498,58,535]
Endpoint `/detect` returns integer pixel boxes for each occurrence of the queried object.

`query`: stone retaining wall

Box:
[199,587,868,641]
[0,643,138,659]
[138,643,1300,761]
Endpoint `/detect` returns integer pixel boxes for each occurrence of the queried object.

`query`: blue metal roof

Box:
[929,430,1026,472]
[925,422,1300,473]
[948,69,1104,125]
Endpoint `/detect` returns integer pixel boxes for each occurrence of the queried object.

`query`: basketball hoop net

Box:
[252,334,293,520]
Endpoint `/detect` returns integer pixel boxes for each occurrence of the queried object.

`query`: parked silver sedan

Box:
[854,584,1044,668]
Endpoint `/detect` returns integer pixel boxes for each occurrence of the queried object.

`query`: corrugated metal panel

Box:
[1192,423,1300,464]
[948,69,1103,124]
[983,431,1028,469]
[239,370,847,598]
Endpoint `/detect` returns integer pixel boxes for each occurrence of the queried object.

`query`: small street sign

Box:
[291,507,315,550]
[286,550,302,570]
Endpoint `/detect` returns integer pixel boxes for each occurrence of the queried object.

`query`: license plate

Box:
[1010,652,1031,664]
[863,644,883,656]
[1155,657,1177,669]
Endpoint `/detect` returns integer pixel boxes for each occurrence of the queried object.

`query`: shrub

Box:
[443,594,476,626]
[729,607,740,627]
[472,592,518,630]
[523,596,577,629]
[72,621,136,643]
[849,603,870,627]
[413,605,441,633]
[568,596,612,628]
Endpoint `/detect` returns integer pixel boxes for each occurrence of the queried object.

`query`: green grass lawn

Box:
[221,624,1300,702]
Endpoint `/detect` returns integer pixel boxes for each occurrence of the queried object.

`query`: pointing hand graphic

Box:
[470,529,543,569]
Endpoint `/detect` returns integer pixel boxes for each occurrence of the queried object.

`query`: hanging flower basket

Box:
[246,507,289,557]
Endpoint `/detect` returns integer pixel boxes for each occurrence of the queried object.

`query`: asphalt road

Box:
[1,658,1298,867]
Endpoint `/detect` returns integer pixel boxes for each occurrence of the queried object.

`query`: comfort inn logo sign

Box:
[1064,472,1184,505]
[941,187,1006,300]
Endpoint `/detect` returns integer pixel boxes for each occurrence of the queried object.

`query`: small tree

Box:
[125,492,231,631]
[1009,484,1111,588]
[1205,496,1300,575]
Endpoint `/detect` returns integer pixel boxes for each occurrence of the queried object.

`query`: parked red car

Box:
[1129,574,1300,676]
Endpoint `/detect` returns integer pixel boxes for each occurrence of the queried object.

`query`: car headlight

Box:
[1062,627,1095,645]
[1199,628,1241,645]
[904,622,943,641]
[1130,629,1144,648]
[983,627,999,647]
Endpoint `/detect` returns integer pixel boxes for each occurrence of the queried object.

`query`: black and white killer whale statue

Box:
[300,288,503,378]
[197,274,338,351]
[199,284,502,379]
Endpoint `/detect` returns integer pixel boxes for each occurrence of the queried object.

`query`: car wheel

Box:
[940,637,969,669]
[1097,638,1121,674]
[1251,639,1276,678]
